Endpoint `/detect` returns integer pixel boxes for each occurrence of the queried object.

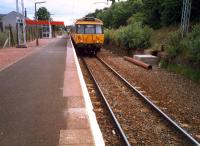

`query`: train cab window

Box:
[85,25,95,34]
[77,25,84,34]
[96,25,103,34]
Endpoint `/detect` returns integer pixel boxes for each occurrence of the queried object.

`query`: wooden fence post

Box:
[9,24,15,46]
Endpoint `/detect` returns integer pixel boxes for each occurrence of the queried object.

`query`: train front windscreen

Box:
[76,24,103,34]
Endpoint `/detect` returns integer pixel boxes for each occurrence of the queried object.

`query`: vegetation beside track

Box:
[86,0,200,82]
[104,22,152,53]
[160,60,200,83]
[158,24,200,82]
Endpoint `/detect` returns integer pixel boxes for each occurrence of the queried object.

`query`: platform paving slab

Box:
[66,96,85,108]
[64,108,90,129]
[59,129,94,145]
[63,70,83,97]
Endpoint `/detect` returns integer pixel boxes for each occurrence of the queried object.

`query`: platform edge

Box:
[69,36,105,146]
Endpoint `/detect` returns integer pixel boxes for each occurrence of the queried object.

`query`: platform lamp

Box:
[35,1,46,46]
[49,13,54,39]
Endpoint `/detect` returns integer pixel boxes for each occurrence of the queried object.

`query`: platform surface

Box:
[0,36,104,146]
[0,37,67,146]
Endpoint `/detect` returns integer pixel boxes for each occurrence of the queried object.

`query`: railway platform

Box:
[60,36,105,146]
[0,35,104,146]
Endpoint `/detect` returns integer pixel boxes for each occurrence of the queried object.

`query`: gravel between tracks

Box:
[85,57,192,146]
[79,59,124,146]
[98,49,200,142]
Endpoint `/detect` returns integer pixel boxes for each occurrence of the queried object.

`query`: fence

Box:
[0,24,38,48]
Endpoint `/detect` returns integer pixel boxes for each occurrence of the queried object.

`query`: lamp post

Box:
[35,1,46,46]
[180,0,192,37]
[21,0,27,47]
[49,14,54,38]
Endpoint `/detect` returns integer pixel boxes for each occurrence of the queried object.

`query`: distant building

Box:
[0,11,64,38]
[0,11,24,32]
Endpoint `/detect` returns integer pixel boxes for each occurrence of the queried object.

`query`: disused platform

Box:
[60,36,105,146]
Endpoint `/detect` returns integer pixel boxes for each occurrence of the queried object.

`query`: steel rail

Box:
[82,58,131,146]
[97,56,200,146]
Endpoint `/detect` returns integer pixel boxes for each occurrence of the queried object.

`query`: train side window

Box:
[96,25,103,34]
[77,25,84,34]
[85,25,95,34]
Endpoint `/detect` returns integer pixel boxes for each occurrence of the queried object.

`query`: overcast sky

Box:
[0,0,112,25]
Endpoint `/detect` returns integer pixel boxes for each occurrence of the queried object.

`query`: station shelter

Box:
[25,19,64,38]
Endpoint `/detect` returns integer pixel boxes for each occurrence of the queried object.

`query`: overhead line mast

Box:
[16,0,19,13]
[181,0,192,37]
[16,0,27,47]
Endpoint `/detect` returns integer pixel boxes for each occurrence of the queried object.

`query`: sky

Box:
[0,0,112,25]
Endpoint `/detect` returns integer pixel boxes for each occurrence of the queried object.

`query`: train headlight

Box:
[77,36,83,43]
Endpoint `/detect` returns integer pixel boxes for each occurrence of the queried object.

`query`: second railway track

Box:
[80,56,200,146]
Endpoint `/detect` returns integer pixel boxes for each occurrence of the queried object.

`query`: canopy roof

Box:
[26,19,64,26]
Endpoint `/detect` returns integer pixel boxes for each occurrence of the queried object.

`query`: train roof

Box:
[75,17,103,25]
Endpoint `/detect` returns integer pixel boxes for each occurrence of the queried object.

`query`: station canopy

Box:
[26,19,64,26]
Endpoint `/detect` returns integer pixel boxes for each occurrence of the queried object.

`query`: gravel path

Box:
[85,57,192,146]
[98,49,200,142]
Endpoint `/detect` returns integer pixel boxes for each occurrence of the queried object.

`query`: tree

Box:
[85,9,102,18]
[37,7,51,20]
[191,0,200,21]
[142,0,162,28]
[161,0,182,26]
[108,0,116,5]
[85,0,200,29]
[96,0,143,28]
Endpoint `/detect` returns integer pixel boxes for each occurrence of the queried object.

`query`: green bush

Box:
[187,24,200,63]
[104,29,111,45]
[104,22,152,50]
[165,24,200,64]
[127,12,146,25]
[104,29,118,45]
[165,31,182,58]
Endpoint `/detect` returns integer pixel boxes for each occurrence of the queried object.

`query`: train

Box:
[71,17,104,55]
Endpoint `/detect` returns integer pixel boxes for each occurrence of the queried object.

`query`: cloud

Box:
[0,0,111,25]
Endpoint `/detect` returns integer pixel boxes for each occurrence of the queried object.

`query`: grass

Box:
[160,60,200,83]
[149,25,178,51]
[0,32,7,48]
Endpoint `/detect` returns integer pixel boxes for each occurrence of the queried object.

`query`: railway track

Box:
[79,58,128,146]
[81,56,200,146]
